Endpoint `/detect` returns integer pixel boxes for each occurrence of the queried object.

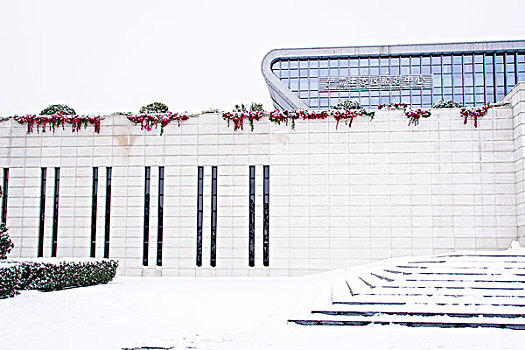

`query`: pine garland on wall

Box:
[13,104,101,134]
[0,101,509,133]
[125,102,189,135]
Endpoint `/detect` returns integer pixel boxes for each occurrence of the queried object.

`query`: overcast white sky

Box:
[0,0,524,115]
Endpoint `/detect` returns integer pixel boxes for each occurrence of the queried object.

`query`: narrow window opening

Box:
[1,168,9,224]
[210,166,217,267]
[196,166,203,267]
[51,168,60,257]
[156,166,164,266]
[90,167,98,258]
[104,167,112,259]
[38,168,47,257]
[143,167,151,266]
[263,166,270,267]
[249,166,255,267]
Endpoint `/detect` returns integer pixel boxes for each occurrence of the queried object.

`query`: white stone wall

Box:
[0,101,520,276]
[505,83,525,246]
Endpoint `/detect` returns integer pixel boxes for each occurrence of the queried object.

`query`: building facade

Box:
[262,40,525,110]
[0,83,524,276]
[1,40,525,277]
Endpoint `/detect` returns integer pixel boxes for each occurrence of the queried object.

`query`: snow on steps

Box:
[289,246,525,329]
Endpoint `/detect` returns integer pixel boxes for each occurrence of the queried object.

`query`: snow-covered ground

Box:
[1,265,524,349]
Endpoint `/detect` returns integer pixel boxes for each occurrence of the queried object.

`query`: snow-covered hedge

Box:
[12,258,118,292]
[0,263,22,298]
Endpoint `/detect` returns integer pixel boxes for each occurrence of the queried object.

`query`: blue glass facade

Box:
[271,52,525,109]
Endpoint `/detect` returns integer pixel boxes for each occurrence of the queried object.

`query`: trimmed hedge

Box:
[18,259,118,291]
[2,258,118,293]
[0,263,22,298]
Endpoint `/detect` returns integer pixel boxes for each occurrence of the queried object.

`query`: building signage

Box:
[319,74,433,91]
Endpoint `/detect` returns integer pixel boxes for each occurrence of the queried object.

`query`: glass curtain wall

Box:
[271,52,525,109]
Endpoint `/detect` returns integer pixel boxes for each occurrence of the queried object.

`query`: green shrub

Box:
[432,100,463,108]
[233,103,263,112]
[140,102,169,114]
[0,263,22,298]
[333,99,363,111]
[40,104,76,116]
[14,258,118,292]
[233,104,245,112]
[250,103,263,112]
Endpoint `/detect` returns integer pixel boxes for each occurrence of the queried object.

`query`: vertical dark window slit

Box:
[482,54,488,104]
[249,166,255,267]
[38,168,47,257]
[1,168,9,224]
[492,53,497,103]
[460,54,465,106]
[90,167,98,258]
[51,167,60,257]
[143,166,151,266]
[503,53,507,94]
[263,165,270,267]
[211,166,217,267]
[104,167,112,258]
[156,166,164,266]
[514,52,519,92]
[196,166,203,267]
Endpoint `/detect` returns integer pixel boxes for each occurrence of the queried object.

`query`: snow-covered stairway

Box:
[289,247,525,329]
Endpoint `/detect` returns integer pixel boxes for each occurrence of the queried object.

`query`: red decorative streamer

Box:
[126,112,190,135]
[460,104,492,128]
[14,114,101,134]
[404,109,432,126]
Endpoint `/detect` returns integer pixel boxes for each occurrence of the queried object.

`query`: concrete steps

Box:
[291,315,525,330]
[289,249,525,329]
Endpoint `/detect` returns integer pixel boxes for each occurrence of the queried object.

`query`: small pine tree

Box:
[0,223,12,259]
[0,187,13,259]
